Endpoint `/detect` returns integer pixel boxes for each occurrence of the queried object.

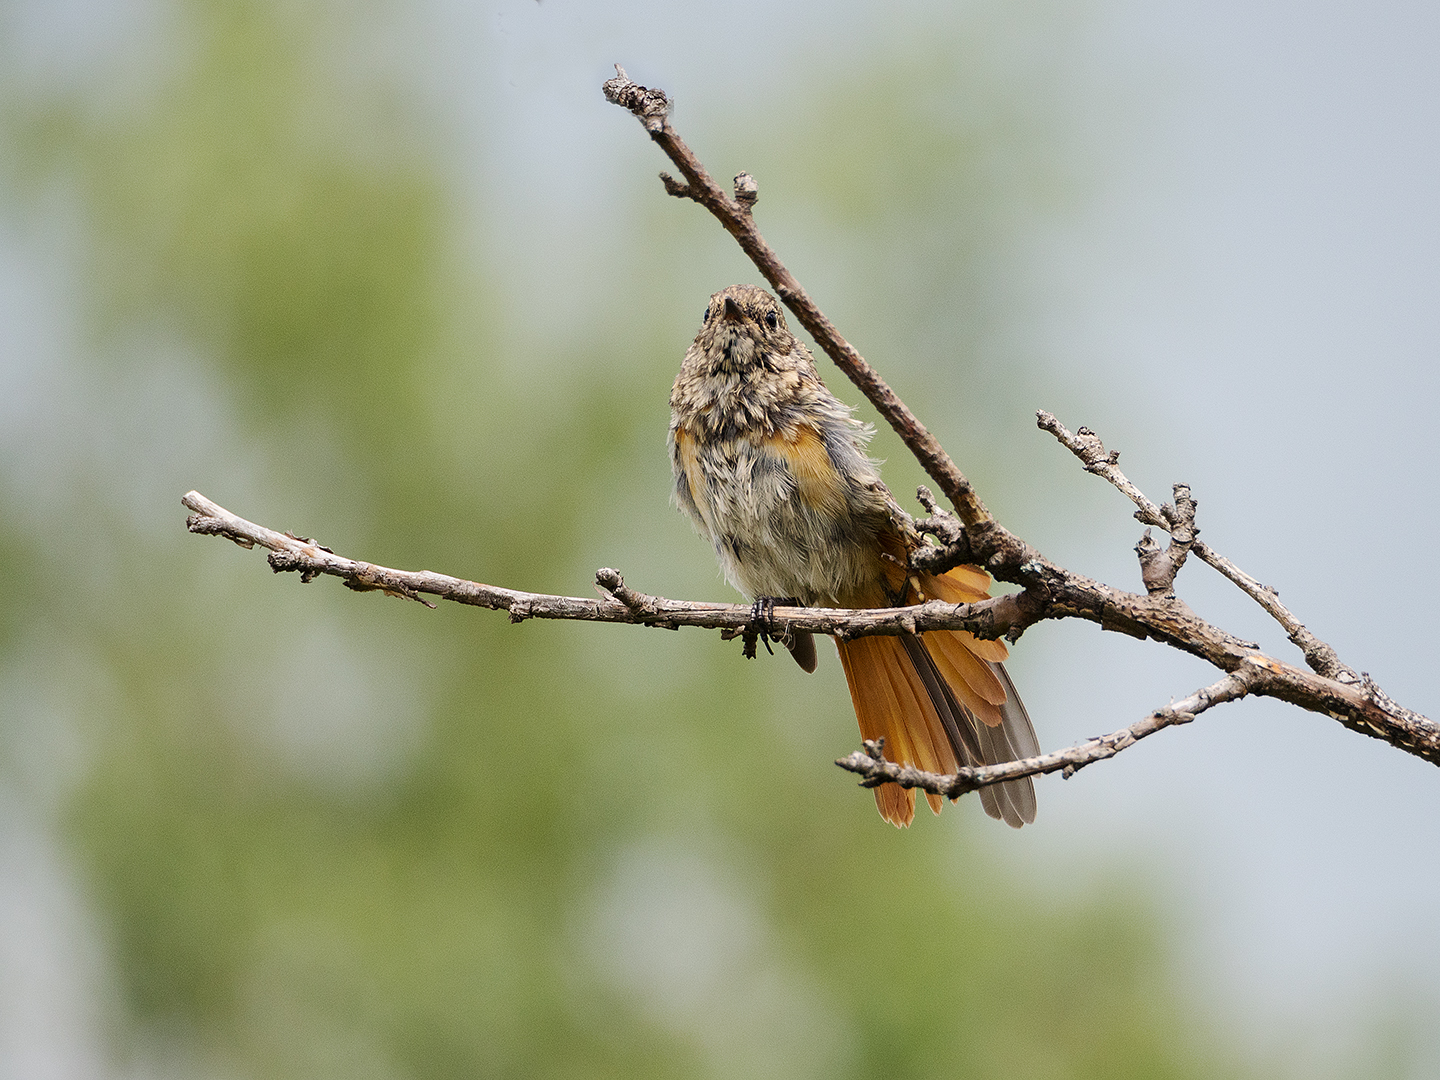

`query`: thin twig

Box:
[1036,411,1353,680]
[1037,411,1167,525]
[602,65,992,528]
[183,491,1016,637]
[838,668,1255,795]
[1191,539,1351,680]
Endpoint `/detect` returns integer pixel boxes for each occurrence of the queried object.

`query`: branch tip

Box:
[659,171,692,198]
[602,65,670,132]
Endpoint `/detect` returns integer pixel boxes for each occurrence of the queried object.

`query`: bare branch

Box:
[1036,411,1353,681]
[184,488,1440,768]
[1037,411,1168,525]
[602,65,992,528]
[1190,539,1351,680]
[838,668,1254,795]
[183,491,1020,638]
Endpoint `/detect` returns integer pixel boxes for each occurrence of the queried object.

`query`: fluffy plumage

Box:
[669,284,1038,827]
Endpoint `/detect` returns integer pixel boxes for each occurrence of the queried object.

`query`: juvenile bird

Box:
[668,284,1038,827]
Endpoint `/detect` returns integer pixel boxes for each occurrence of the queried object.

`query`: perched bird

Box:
[668,284,1038,827]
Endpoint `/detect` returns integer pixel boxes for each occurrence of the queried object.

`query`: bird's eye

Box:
[702,306,710,323]
[764,310,779,329]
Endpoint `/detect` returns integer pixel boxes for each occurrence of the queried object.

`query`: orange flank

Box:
[671,426,706,527]
[768,424,850,518]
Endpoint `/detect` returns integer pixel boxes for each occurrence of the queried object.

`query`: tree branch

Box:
[184,483,1440,780]
[182,491,1017,638]
[602,65,992,529]
[1036,411,1351,680]
[838,669,1254,795]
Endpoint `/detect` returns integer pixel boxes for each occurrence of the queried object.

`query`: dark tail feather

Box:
[899,635,1037,828]
[785,630,817,673]
[898,635,982,765]
[976,663,1038,827]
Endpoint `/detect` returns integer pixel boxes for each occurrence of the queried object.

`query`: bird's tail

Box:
[834,568,1039,828]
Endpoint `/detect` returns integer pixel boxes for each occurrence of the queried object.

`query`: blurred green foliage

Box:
[0,1,1255,1077]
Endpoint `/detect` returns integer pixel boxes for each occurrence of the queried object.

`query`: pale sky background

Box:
[3,0,1439,1076]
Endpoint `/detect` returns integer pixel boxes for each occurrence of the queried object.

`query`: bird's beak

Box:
[722,296,744,322]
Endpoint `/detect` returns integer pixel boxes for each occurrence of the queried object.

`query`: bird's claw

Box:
[742,596,799,660]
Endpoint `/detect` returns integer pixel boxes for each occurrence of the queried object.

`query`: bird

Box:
[668,283,1038,827]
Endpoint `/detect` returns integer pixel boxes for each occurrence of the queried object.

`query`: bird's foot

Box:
[742,596,800,660]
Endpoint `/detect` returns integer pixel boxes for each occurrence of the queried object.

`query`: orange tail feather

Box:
[834,564,1040,828]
